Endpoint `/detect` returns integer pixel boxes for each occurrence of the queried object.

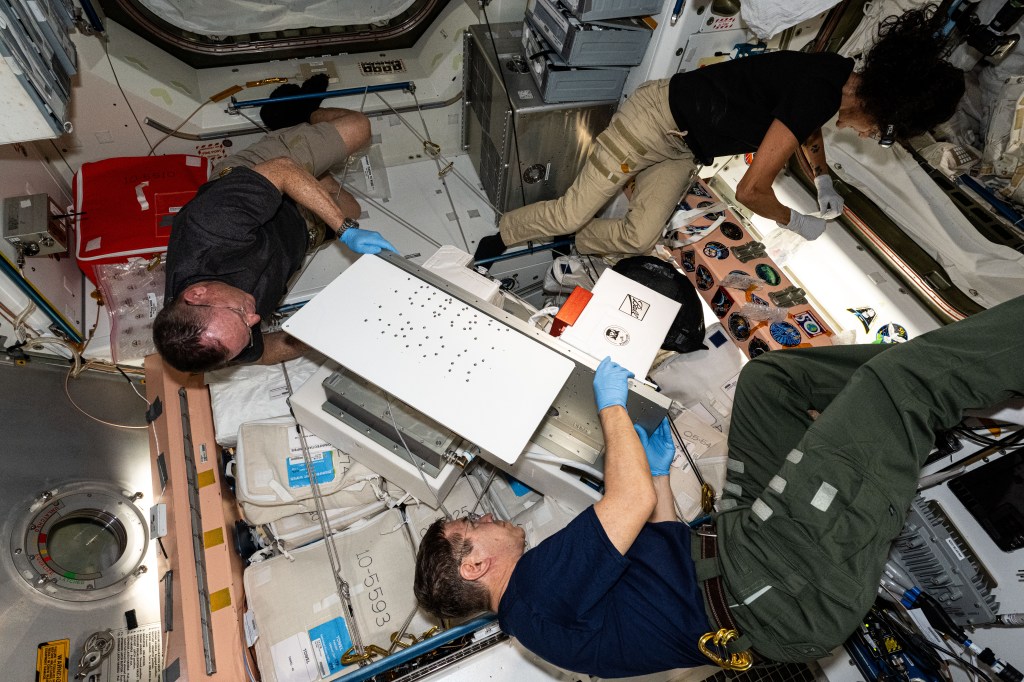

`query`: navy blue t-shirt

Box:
[498,507,711,677]
[164,167,308,363]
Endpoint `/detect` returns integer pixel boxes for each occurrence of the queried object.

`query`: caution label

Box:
[101,624,163,682]
[36,639,70,682]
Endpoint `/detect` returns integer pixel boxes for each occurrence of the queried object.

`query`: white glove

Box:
[814,175,844,220]
[778,209,826,241]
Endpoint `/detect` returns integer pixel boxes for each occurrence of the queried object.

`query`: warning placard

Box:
[37,639,70,682]
[96,624,164,682]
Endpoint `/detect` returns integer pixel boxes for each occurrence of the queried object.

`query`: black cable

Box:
[102,38,155,154]
[915,636,993,682]
[954,425,1024,449]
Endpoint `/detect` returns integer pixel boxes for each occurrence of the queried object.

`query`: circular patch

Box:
[874,322,909,344]
[695,265,714,291]
[748,338,771,358]
[769,322,802,347]
[680,249,696,272]
[604,326,630,346]
[755,263,781,286]
[702,241,729,260]
[698,200,724,221]
[728,313,751,341]
[720,221,743,241]
[711,287,734,318]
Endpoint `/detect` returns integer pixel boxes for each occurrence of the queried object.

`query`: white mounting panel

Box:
[283,255,575,464]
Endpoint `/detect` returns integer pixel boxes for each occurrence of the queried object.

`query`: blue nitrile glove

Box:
[593,356,634,412]
[634,417,675,476]
[340,227,398,255]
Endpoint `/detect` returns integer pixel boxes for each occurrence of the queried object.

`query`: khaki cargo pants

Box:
[713,295,1024,662]
[498,79,698,256]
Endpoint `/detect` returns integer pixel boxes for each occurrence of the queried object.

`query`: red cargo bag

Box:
[73,155,208,284]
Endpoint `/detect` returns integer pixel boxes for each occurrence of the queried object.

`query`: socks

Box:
[473,233,507,270]
[259,73,330,131]
[551,233,575,258]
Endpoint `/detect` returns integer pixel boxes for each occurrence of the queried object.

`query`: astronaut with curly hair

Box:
[474,6,965,261]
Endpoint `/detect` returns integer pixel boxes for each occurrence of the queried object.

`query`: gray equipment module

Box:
[562,0,662,21]
[526,0,653,66]
[462,22,616,213]
[523,18,629,103]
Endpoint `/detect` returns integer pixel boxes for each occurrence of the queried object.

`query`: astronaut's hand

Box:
[593,356,633,412]
[340,227,398,255]
[814,175,844,220]
[779,209,826,241]
[634,417,675,477]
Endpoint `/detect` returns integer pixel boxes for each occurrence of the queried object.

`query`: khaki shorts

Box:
[211,121,350,178]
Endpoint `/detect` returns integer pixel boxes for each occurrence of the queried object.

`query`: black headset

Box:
[878,123,897,148]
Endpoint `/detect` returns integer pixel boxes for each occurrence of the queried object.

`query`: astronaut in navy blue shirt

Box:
[414,357,711,677]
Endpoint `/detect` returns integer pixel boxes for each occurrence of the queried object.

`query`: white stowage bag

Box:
[511,495,578,548]
[246,508,437,682]
[649,322,745,434]
[236,417,384,526]
[206,355,325,447]
[266,500,390,551]
[668,407,729,523]
[403,473,483,550]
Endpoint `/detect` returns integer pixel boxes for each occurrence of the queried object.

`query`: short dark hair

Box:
[413,518,491,620]
[152,299,231,373]
[858,5,966,139]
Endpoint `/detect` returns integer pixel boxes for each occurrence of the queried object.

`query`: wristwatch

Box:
[337,217,359,237]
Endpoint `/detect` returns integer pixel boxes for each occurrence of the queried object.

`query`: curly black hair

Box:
[857,5,965,139]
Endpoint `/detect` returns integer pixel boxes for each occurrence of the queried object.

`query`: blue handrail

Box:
[334,615,498,682]
[230,82,414,110]
[0,251,82,343]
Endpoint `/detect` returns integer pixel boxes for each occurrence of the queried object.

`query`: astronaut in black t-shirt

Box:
[476,6,965,262]
[154,88,397,374]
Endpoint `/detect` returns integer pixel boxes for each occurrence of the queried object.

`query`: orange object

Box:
[551,286,593,337]
[145,355,255,680]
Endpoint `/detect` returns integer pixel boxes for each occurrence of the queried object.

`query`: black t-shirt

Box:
[668,51,854,164]
[164,167,308,363]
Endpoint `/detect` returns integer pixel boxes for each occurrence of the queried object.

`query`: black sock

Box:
[259,74,330,130]
[551,233,574,258]
[474,233,507,270]
[298,73,330,121]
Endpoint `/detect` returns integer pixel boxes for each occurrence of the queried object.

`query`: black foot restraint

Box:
[551,233,575,258]
[259,73,331,130]
[473,233,507,271]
